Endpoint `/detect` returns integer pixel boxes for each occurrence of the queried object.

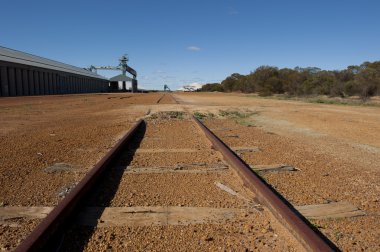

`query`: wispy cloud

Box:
[186,46,201,52]
[161,75,176,79]
[228,7,239,15]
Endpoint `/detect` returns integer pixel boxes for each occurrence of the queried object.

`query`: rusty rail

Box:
[170,94,179,104]
[192,116,338,252]
[15,119,144,252]
[156,93,165,103]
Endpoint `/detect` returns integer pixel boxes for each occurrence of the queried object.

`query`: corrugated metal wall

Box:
[0,61,108,97]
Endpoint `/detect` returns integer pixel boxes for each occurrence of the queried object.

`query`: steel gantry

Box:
[88,54,138,92]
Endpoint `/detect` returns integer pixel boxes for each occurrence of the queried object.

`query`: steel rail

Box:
[156,93,165,104]
[192,116,338,252]
[15,119,144,252]
[171,94,179,104]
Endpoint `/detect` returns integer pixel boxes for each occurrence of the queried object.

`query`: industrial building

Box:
[88,54,138,92]
[109,74,134,91]
[0,46,109,97]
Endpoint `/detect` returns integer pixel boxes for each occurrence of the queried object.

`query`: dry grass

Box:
[247,94,380,107]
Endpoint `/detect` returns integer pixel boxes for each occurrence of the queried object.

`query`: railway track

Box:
[156,93,165,104]
[156,93,177,104]
[14,94,337,251]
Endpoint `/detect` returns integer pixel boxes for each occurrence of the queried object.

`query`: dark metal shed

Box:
[0,46,109,97]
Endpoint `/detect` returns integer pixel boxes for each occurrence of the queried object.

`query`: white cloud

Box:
[186,46,201,52]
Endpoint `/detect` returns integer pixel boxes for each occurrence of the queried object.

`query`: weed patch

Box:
[218,110,258,126]
[149,111,185,120]
[193,112,215,120]
[249,94,380,107]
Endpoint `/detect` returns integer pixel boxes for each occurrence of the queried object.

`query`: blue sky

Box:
[1,0,380,90]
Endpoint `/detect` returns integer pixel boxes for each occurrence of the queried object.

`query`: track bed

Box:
[59,115,299,251]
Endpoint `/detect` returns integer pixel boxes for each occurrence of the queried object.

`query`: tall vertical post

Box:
[15,68,23,96]
[34,71,40,95]
[8,67,16,96]
[40,72,45,95]
[22,69,29,96]
[28,70,35,96]
[132,79,138,93]
[0,66,9,97]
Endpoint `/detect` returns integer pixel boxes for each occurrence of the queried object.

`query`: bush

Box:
[199,60,380,100]
[200,83,224,92]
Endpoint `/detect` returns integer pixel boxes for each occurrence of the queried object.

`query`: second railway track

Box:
[15,94,337,251]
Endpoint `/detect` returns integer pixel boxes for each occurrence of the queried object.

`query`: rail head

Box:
[15,119,144,252]
[156,93,165,104]
[192,116,338,252]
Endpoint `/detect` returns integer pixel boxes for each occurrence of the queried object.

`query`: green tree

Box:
[221,73,245,92]
[201,60,380,101]
[354,66,379,101]
[201,83,224,92]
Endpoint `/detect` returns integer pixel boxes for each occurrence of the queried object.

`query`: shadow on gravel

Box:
[58,121,147,251]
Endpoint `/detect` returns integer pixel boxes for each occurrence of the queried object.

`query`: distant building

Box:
[109,74,133,91]
[177,83,203,92]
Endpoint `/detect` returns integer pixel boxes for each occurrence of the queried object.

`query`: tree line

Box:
[201,61,380,101]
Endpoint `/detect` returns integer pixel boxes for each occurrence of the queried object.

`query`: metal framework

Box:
[164,84,171,92]
[182,85,198,92]
[88,55,138,92]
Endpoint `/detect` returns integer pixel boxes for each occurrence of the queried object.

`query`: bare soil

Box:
[0,93,161,249]
[2,91,378,251]
[60,116,300,251]
[175,92,380,251]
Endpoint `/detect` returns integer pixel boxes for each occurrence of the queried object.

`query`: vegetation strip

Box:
[201,61,380,102]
